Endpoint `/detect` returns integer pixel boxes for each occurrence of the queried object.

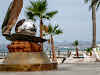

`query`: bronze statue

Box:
[0,0,57,71]
[2,0,23,36]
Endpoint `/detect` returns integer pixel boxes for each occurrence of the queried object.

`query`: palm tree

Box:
[73,40,79,57]
[85,48,92,56]
[85,0,100,48]
[26,0,58,50]
[43,24,63,61]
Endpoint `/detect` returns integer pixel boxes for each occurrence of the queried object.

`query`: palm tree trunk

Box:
[90,51,92,56]
[92,0,96,48]
[40,18,43,51]
[76,47,79,57]
[51,35,57,61]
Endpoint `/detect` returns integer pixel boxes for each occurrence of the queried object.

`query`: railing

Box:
[45,50,85,58]
[0,52,8,58]
[45,50,68,58]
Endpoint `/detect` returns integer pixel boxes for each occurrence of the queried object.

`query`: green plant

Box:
[73,40,79,57]
[85,48,92,56]
[84,0,100,48]
[43,24,63,61]
[26,0,58,50]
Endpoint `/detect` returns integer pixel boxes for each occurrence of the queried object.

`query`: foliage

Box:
[85,0,100,10]
[47,24,63,36]
[73,40,79,47]
[85,48,93,56]
[85,48,92,53]
[26,0,58,21]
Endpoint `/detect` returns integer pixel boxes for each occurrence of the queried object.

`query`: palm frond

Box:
[88,0,97,10]
[84,0,90,3]
[53,24,59,32]
[26,0,58,22]
[89,0,100,10]
[54,29,63,35]
[73,40,79,46]
[91,0,98,7]
[30,0,35,7]
[26,11,36,21]
[40,0,47,13]
[28,0,47,14]
[85,48,92,53]
[96,1,100,10]
[42,15,50,19]
[48,24,53,34]
[47,24,63,35]
[45,11,58,19]
[27,7,34,12]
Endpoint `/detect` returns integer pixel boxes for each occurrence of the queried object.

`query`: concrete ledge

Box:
[0,63,57,71]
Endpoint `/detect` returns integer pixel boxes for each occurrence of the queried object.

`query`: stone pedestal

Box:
[0,41,57,71]
[8,41,42,52]
[3,52,50,64]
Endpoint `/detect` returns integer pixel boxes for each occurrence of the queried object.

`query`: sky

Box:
[0,0,100,43]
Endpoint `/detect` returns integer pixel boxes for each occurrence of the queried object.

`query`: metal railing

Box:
[0,52,8,58]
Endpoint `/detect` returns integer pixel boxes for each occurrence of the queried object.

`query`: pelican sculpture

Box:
[2,0,23,36]
[0,0,57,71]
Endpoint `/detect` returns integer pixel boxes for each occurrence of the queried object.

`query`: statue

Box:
[0,0,57,71]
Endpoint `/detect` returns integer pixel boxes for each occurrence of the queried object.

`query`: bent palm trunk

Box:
[51,35,57,61]
[76,47,79,57]
[40,18,43,51]
[90,51,92,56]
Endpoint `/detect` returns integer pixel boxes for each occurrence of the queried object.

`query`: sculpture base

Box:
[0,52,57,71]
[0,63,57,71]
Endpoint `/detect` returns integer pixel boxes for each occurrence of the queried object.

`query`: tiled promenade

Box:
[0,63,100,75]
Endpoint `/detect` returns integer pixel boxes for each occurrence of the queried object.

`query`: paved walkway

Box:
[0,63,100,75]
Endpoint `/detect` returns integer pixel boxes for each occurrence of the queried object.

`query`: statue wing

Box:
[2,0,23,36]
